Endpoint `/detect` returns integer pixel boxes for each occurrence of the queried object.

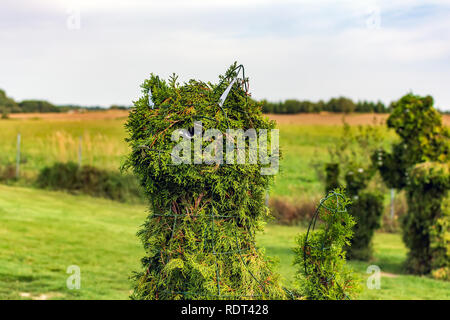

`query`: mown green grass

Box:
[1,185,448,300]
[258,225,450,300]
[0,184,144,300]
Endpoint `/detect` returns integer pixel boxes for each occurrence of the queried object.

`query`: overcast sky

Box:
[1,0,450,110]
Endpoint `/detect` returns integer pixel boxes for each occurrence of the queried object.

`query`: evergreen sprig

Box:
[124,63,285,299]
[293,190,361,300]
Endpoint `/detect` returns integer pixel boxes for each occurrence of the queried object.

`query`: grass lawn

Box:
[258,225,450,300]
[0,185,448,300]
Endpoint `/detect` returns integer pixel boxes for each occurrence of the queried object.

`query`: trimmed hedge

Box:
[324,163,340,193]
[293,190,361,299]
[403,162,449,278]
[124,64,285,299]
[36,162,142,202]
[344,167,383,260]
[346,192,383,260]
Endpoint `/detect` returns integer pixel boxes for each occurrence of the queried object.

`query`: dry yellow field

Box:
[10,110,450,126]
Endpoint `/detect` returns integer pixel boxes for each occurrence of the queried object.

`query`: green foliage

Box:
[374,93,449,275]
[36,162,141,202]
[1,111,9,119]
[328,120,383,176]
[372,143,411,189]
[324,163,340,193]
[323,120,383,194]
[19,100,59,113]
[124,63,285,299]
[0,164,16,181]
[403,162,450,277]
[375,93,450,189]
[293,190,361,299]
[0,89,19,114]
[261,97,388,114]
[344,167,373,197]
[322,123,384,261]
[0,89,61,114]
[342,164,383,260]
[387,94,449,163]
[346,192,383,260]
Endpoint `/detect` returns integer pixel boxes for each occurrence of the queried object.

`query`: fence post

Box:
[16,133,21,179]
[78,135,82,168]
[390,188,395,220]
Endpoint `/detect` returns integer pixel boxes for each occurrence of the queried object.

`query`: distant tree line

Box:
[2,87,448,115]
[0,89,62,114]
[0,88,131,115]
[260,96,389,114]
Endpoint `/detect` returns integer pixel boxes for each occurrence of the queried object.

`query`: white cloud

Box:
[0,0,449,110]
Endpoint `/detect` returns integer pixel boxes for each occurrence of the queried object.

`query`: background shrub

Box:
[374,94,449,190]
[0,164,16,182]
[269,197,318,225]
[342,166,383,261]
[346,192,383,260]
[403,162,449,276]
[36,162,142,202]
[324,163,340,193]
[293,190,361,300]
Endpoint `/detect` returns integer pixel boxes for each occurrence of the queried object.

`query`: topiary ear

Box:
[424,95,434,108]
[141,74,171,108]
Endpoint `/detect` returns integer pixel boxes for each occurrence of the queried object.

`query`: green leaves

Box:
[377,93,449,189]
[293,190,361,300]
[403,162,450,276]
[126,64,285,300]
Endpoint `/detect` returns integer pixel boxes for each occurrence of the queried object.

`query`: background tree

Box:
[324,120,384,260]
[0,89,18,114]
[403,162,449,277]
[374,93,449,275]
[293,190,361,299]
[19,100,59,113]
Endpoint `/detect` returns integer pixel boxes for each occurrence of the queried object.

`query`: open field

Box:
[8,111,450,125]
[0,185,448,300]
[0,113,403,198]
[8,110,130,121]
[1,113,449,300]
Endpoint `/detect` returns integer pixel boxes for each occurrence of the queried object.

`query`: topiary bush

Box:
[324,163,340,193]
[386,94,449,164]
[124,63,285,299]
[373,93,449,274]
[403,162,450,277]
[346,192,383,260]
[343,166,383,260]
[374,93,449,190]
[344,166,372,198]
[293,190,361,300]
